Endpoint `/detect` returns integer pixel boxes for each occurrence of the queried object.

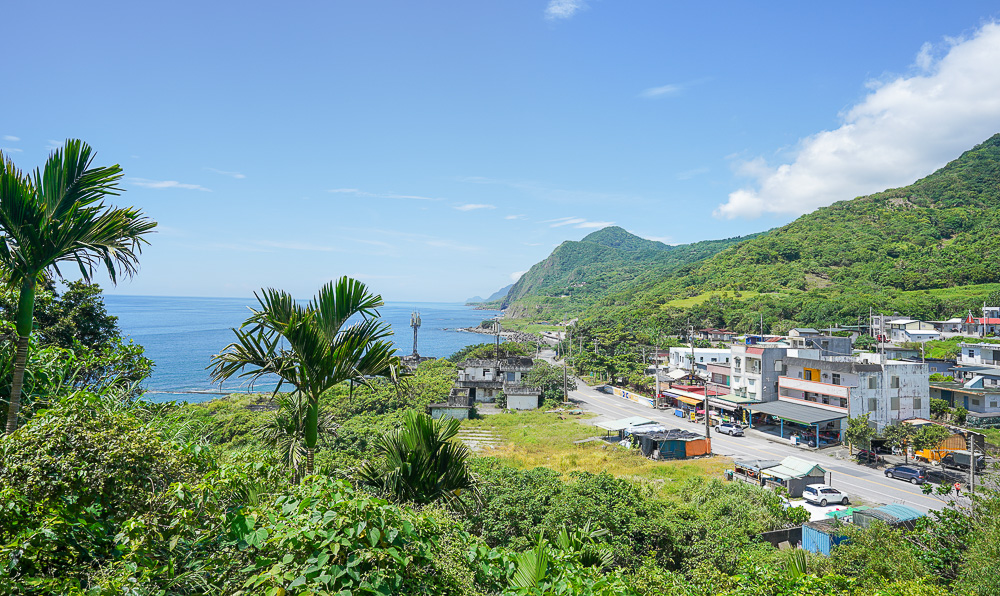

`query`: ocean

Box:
[103,295,502,403]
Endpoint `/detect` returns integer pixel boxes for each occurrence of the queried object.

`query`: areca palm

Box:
[210,277,404,476]
[0,140,156,433]
[359,410,478,506]
[256,391,337,483]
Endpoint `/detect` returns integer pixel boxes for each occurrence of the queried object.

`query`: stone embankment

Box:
[456,326,541,343]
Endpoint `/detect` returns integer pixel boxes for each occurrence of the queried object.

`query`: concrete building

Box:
[427,388,475,420]
[454,356,534,402]
[778,353,930,430]
[962,305,1000,337]
[885,319,940,343]
[667,346,731,371]
[729,340,821,403]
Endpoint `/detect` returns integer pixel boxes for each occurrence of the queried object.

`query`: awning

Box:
[673,394,702,407]
[666,369,689,380]
[749,400,847,425]
[716,394,762,405]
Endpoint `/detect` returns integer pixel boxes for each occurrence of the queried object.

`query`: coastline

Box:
[455,326,541,343]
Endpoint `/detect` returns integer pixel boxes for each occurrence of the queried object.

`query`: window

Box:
[991,401,998,408]
[891,396,900,410]
[832,373,841,385]
[821,340,829,349]
[913,398,922,410]
[774,359,783,372]
[868,397,878,411]
[891,376,900,389]
[868,376,877,389]
[972,399,981,406]
[711,357,717,362]
[969,350,975,358]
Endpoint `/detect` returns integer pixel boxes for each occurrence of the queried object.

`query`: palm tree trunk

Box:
[304,395,319,476]
[5,280,35,435]
[5,334,30,434]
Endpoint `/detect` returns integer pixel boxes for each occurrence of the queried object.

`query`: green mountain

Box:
[501,226,758,320]
[590,133,1000,332]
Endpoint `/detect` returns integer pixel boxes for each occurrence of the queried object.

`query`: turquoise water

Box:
[103,295,501,403]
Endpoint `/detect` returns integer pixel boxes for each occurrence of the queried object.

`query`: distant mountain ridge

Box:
[500,226,759,320]
[465,283,514,305]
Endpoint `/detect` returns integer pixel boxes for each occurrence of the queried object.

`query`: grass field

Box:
[461,410,730,492]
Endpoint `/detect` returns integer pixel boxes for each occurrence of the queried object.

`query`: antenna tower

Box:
[410,311,421,357]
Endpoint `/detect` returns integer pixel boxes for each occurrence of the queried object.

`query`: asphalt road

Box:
[539,350,955,514]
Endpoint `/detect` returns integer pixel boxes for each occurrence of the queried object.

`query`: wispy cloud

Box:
[639,84,682,98]
[543,216,613,229]
[205,167,246,179]
[639,78,710,99]
[257,240,343,252]
[454,203,495,211]
[504,214,526,220]
[456,175,647,208]
[425,239,480,252]
[328,188,441,201]
[2,135,19,142]
[128,178,212,192]
[677,166,710,180]
[45,140,63,151]
[545,0,585,20]
[339,226,481,253]
[510,271,527,281]
[716,21,1000,219]
[0,147,22,153]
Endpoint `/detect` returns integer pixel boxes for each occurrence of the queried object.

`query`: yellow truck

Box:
[914,433,967,463]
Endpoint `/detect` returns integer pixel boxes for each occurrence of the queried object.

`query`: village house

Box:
[962,305,1000,337]
[935,342,1000,427]
[778,353,930,430]
[453,356,541,409]
[667,346,731,372]
[885,319,941,343]
[694,328,736,342]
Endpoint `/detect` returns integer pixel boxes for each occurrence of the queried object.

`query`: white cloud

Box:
[328,188,440,201]
[504,214,526,220]
[454,203,496,211]
[128,178,212,192]
[716,21,1000,219]
[677,166,710,180]
[1,147,22,153]
[205,167,246,179]
[545,0,585,20]
[639,84,682,98]
[2,135,19,142]
[510,271,527,281]
[543,216,613,229]
[257,240,342,252]
[45,140,63,151]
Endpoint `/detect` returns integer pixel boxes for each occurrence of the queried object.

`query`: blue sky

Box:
[5,1,1000,302]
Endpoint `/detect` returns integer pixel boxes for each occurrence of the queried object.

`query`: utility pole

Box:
[969,431,979,497]
[563,358,568,403]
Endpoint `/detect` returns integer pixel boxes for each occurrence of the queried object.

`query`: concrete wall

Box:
[429,407,471,421]
[507,394,540,410]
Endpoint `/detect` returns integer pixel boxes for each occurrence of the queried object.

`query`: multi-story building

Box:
[667,347,731,371]
[729,341,821,403]
[454,357,535,403]
[778,354,929,430]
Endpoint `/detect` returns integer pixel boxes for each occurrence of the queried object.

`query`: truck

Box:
[914,432,968,463]
[940,450,986,472]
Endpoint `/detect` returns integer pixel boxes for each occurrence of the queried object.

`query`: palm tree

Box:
[256,391,337,483]
[0,140,156,434]
[210,277,403,475]
[360,410,478,506]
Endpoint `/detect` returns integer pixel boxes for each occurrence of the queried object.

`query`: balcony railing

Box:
[503,382,542,396]
[778,376,850,399]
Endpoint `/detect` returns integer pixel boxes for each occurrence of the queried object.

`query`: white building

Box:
[778,353,929,430]
[668,346,731,371]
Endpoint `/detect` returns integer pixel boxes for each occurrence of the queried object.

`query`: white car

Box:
[802,484,850,507]
[715,422,744,436]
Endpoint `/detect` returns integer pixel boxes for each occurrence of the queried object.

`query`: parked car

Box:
[803,484,850,507]
[884,465,927,485]
[716,422,744,436]
[855,449,884,464]
[924,467,966,485]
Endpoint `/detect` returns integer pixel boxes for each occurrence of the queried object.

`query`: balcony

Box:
[455,376,502,388]
[778,376,850,400]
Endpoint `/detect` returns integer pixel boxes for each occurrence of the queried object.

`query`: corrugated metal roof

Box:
[763,456,827,479]
[749,399,848,425]
[595,416,655,431]
[867,504,924,523]
[746,347,764,355]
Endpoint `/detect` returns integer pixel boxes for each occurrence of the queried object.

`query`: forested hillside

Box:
[501,226,758,320]
[615,134,1000,310]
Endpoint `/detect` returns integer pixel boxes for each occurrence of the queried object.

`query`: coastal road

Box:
[538,350,952,514]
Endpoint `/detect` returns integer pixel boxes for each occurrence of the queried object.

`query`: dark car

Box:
[855,449,884,464]
[924,467,966,485]
[884,465,927,485]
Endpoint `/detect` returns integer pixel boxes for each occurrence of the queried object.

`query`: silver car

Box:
[715,422,744,436]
